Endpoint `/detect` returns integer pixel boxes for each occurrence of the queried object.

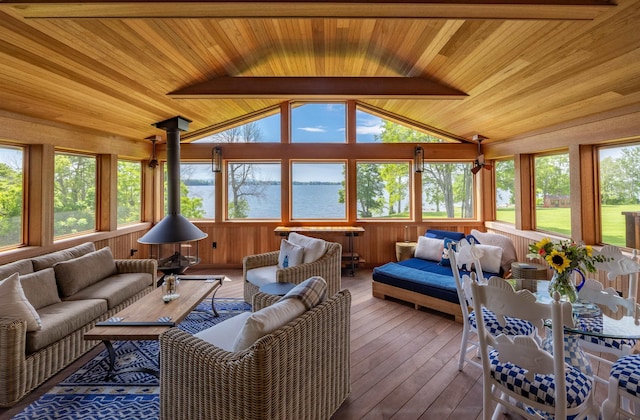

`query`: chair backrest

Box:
[578,278,635,315]
[449,239,484,310]
[471,277,574,418]
[595,245,640,316]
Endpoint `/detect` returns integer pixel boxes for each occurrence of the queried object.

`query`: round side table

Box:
[259,282,296,296]
[511,261,548,280]
[395,241,418,261]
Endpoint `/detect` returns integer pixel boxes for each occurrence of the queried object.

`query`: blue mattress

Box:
[372,258,496,305]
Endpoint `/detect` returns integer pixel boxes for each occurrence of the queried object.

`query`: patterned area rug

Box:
[11,298,250,420]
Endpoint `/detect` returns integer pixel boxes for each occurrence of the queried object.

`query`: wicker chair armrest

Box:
[243,250,279,272]
[275,243,341,292]
[252,292,282,311]
[0,318,27,407]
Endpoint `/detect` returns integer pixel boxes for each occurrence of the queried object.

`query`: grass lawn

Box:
[496,205,639,246]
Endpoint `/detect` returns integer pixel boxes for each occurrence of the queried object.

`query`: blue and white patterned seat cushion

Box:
[469,307,536,336]
[611,354,640,397]
[489,348,593,408]
[576,316,637,351]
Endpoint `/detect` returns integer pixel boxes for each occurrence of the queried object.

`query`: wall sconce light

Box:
[211,146,222,173]
[414,146,424,173]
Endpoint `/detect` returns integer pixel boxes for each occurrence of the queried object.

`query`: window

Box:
[227,162,281,220]
[599,144,640,246]
[291,103,346,143]
[422,163,474,219]
[180,163,213,219]
[356,162,410,219]
[291,162,346,220]
[193,111,280,143]
[356,108,447,143]
[117,160,142,225]
[0,145,24,248]
[54,152,96,237]
[495,159,515,224]
[534,153,570,236]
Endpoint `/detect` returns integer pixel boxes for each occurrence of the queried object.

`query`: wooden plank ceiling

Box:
[0,0,638,145]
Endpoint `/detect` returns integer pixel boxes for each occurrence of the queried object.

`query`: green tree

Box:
[356,164,385,217]
[616,146,640,204]
[423,163,456,217]
[453,166,473,217]
[54,154,96,236]
[495,159,515,206]
[534,154,570,206]
[380,163,409,215]
[599,156,628,205]
[117,160,141,224]
[0,162,23,246]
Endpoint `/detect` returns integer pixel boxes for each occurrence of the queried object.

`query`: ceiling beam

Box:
[169,77,467,99]
[3,1,614,20]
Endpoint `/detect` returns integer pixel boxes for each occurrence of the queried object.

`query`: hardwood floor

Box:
[0,268,616,420]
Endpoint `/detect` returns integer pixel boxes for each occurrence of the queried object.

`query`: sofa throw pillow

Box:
[278,239,304,269]
[19,268,61,310]
[476,244,504,274]
[287,232,327,264]
[232,298,307,352]
[31,242,96,272]
[280,276,327,309]
[470,229,518,273]
[54,246,118,297]
[414,236,444,262]
[0,273,41,331]
[440,238,457,267]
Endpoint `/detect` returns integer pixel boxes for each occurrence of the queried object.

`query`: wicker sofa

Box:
[159,288,351,420]
[0,242,157,407]
[243,236,342,303]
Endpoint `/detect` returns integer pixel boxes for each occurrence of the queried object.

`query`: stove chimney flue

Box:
[138,116,207,245]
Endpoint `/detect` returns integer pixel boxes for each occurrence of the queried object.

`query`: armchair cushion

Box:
[246,265,279,287]
[0,273,41,331]
[233,298,307,351]
[278,239,304,268]
[288,232,326,263]
[194,312,252,352]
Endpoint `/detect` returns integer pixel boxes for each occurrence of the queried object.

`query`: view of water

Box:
[188,184,345,219]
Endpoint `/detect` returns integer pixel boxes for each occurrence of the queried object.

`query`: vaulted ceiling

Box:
[0,0,638,145]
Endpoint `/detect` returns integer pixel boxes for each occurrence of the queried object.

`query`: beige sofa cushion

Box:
[19,268,61,310]
[25,299,107,353]
[0,259,34,280]
[64,272,152,309]
[0,273,42,331]
[54,247,117,298]
[31,242,96,271]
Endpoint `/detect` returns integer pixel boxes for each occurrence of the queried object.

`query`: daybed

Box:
[372,229,517,322]
[0,242,157,407]
[160,276,351,420]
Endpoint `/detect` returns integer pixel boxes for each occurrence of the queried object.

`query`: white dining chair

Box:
[450,241,535,371]
[472,276,599,420]
[602,353,640,419]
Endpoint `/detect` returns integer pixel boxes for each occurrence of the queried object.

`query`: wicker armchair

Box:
[243,241,342,303]
[159,289,351,420]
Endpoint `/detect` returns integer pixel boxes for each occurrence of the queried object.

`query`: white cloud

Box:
[298,126,327,133]
[356,124,384,135]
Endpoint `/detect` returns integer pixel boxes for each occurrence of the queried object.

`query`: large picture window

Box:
[356,162,410,219]
[422,163,474,219]
[0,145,24,248]
[193,111,280,143]
[180,163,213,219]
[356,108,447,143]
[534,153,570,236]
[291,162,346,220]
[599,144,640,246]
[495,159,515,224]
[227,162,281,220]
[117,160,142,225]
[54,152,96,237]
[291,103,346,143]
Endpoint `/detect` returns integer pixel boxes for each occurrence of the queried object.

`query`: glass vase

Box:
[548,270,578,303]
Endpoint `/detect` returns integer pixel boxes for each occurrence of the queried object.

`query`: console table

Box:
[275,226,365,276]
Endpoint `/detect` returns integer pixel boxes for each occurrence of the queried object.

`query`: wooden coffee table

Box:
[84,276,224,380]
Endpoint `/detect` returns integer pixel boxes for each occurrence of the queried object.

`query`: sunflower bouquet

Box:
[527,238,608,302]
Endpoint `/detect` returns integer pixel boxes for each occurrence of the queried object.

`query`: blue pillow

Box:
[425,229,465,241]
[465,234,480,245]
[440,238,457,266]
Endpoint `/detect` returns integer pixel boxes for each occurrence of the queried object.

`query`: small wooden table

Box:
[395,241,417,261]
[84,277,223,380]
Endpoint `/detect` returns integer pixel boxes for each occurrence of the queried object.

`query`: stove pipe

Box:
[138,116,208,245]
